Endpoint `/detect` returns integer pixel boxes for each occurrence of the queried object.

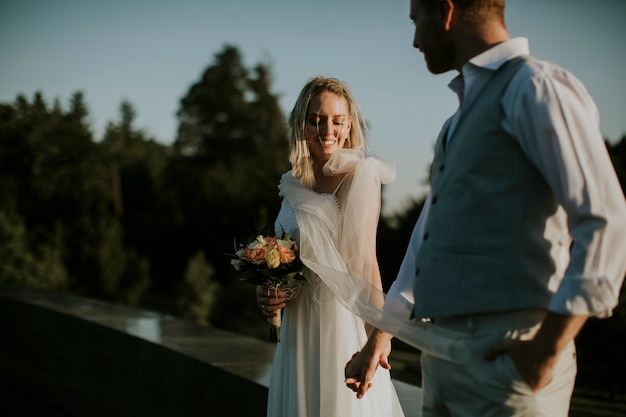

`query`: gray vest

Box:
[413,57,562,318]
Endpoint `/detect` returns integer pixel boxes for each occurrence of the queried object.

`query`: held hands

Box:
[256,285,287,319]
[344,331,393,399]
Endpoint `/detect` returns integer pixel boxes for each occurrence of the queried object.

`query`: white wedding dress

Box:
[266,151,405,417]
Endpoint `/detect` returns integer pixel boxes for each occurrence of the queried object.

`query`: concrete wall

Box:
[0,286,420,417]
[0,287,272,416]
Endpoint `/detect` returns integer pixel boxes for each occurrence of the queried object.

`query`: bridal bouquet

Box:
[231,233,305,342]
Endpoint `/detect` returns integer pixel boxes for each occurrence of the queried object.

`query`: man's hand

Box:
[485,312,587,392]
[344,329,394,399]
[486,337,557,392]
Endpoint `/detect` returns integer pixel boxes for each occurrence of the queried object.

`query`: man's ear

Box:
[438,0,455,30]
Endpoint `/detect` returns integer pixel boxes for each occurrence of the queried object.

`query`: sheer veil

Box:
[279,149,469,363]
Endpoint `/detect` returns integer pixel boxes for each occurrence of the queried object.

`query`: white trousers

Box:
[420,309,577,417]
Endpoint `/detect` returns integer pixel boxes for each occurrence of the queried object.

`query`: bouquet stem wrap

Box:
[268,315,281,343]
[265,279,302,343]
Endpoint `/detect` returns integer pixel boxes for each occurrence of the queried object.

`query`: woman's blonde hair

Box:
[288,76,367,188]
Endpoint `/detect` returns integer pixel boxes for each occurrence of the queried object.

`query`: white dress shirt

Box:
[387,38,626,319]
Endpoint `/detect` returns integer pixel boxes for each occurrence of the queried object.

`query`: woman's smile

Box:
[306,91,351,164]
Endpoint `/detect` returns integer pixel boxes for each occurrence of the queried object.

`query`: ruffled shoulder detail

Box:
[277,170,301,198]
[323,149,396,185]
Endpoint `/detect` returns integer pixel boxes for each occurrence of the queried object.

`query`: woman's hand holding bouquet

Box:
[231,234,304,342]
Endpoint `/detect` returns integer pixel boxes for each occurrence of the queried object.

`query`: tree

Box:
[377,196,426,292]
[0,210,67,290]
[0,92,127,298]
[176,251,220,326]
[162,45,290,293]
[606,134,626,195]
[100,100,175,304]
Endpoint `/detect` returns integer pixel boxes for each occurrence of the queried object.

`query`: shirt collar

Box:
[448,37,530,99]
[467,37,530,71]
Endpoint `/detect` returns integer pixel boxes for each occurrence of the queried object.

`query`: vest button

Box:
[423,232,429,241]
[432,196,438,205]
[415,267,420,276]
[439,164,445,172]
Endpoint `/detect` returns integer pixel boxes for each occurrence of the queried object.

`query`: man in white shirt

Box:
[344,1,626,416]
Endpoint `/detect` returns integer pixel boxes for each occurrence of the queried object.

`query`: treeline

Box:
[1,44,625,396]
[0,45,293,331]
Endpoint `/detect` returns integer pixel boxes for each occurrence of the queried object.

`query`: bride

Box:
[256,76,405,417]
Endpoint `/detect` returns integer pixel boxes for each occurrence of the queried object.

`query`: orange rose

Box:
[264,237,278,247]
[242,246,268,265]
[277,246,296,264]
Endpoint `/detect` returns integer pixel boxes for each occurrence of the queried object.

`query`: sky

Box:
[1,0,625,215]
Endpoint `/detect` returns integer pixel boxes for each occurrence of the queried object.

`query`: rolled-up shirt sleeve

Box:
[503,61,626,318]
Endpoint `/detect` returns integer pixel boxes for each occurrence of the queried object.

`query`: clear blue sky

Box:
[1,0,624,215]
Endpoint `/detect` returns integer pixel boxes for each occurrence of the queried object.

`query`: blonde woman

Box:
[256,76,404,417]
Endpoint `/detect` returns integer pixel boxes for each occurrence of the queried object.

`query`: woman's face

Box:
[305,91,351,165]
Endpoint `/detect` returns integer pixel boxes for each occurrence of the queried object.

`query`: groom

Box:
[345,0,626,416]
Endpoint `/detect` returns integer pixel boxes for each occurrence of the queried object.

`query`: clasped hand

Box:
[256,286,287,318]
[344,339,392,399]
